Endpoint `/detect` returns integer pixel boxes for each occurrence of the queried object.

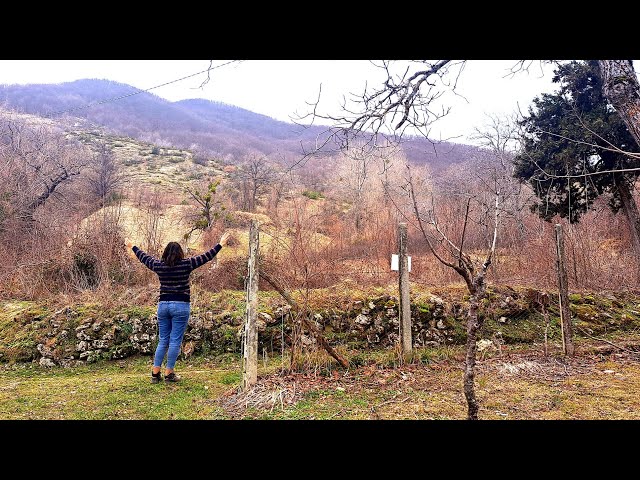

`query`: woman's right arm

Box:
[189,232,230,270]
[131,245,158,272]
[189,244,222,269]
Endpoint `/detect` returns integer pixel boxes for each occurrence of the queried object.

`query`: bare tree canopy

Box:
[0,112,89,224]
[296,60,466,156]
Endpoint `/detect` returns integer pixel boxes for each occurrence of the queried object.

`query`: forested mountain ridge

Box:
[0,78,481,166]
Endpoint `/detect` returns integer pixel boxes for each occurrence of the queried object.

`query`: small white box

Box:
[391,254,411,272]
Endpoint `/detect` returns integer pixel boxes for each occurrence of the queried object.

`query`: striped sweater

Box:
[132,244,222,302]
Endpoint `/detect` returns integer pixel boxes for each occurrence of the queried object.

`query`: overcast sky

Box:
[0,60,570,146]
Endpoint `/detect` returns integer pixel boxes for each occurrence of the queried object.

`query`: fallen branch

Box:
[259,270,349,369]
[577,327,640,356]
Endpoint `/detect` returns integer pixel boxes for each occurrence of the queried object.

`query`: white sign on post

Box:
[391,254,411,272]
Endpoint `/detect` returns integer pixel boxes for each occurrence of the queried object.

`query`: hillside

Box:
[0,79,481,166]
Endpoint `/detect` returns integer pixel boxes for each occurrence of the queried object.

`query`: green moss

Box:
[219,371,241,385]
[302,190,324,200]
[569,293,582,303]
[449,318,467,343]
[115,321,134,342]
[0,302,50,363]
[572,304,599,323]
[122,306,154,320]
[349,353,367,367]
[416,304,431,314]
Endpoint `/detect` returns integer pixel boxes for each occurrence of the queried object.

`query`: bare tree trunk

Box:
[463,285,485,421]
[250,183,258,212]
[599,61,640,263]
[599,60,640,146]
[22,169,81,221]
[617,180,640,258]
[555,224,575,356]
[242,220,259,390]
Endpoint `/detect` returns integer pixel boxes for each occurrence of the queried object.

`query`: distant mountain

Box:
[0,79,482,167]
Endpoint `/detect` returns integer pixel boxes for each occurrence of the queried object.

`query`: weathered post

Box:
[555,224,574,356]
[398,222,412,357]
[243,220,259,389]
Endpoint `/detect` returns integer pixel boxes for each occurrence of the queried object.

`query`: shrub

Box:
[192,155,209,166]
[302,190,323,200]
[73,252,99,289]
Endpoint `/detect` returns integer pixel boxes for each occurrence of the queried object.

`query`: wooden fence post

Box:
[398,222,412,357]
[243,220,259,389]
[555,224,574,356]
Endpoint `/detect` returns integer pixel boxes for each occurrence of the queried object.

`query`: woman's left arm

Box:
[131,245,159,272]
[189,244,222,269]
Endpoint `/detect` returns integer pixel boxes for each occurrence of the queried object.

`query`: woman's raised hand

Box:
[219,231,231,246]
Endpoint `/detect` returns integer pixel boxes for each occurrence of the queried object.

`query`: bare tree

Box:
[0,112,89,224]
[403,160,501,419]
[183,178,227,239]
[231,155,276,212]
[469,114,532,243]
[85,142,126,207]
[334,148,380,230]
[132,187,166,255]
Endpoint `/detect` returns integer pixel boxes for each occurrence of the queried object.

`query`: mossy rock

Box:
[571,304,600,323]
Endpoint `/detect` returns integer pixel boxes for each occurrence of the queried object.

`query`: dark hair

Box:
[162,242,184,267]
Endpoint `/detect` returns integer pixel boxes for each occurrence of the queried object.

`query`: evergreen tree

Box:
[514,60,640,224]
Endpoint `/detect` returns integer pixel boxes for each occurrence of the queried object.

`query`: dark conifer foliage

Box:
[514,61,640,223]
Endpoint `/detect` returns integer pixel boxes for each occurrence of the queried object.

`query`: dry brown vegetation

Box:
[2,107,639,303]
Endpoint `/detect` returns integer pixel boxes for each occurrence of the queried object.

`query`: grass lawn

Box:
[2,336,640,420]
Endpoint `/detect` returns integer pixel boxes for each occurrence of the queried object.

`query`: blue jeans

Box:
[154,301,191,370]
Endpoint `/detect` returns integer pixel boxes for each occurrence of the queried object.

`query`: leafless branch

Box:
[292,60,463,162]
[483,190,500,270]
[405,164,459,272]
[504,60,556,79]
[576,326,640,356]
[198,61,214,88]
[194,60,243,89]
